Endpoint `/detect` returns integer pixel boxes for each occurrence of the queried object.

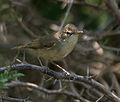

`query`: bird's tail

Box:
[12,45,25,50]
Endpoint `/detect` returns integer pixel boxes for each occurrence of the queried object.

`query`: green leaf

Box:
[7,73,24,79]
[0,78,8,83]
[4,67,10,75]
[104,38,110,45]
[0,85,8,89]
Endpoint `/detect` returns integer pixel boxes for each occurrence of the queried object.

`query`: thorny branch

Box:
[5,81,90,102]
[0,0,119,102]
[0,96,32,102]
[0,63,120,102]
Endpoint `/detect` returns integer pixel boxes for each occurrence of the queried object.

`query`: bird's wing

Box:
[23,36,57,49]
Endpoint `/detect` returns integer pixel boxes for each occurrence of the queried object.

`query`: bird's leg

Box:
[51,62,70,75]
[37,58,46,90]
[11,48,20,64]
[62,59,68,70]
[22,50,27,63]
[37,57,43,66]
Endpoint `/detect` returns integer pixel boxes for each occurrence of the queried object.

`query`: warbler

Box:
[14,24,83,61]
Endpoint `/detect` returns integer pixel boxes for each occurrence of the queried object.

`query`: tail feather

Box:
[12,45,25,50]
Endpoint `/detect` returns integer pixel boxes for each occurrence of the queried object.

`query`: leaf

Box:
[0,85,8,89]
[0,78,8,83]
[12,73,24,78]
[4,67,10,75]
[7,73,24,79]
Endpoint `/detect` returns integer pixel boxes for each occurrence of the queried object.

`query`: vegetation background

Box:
[0,0,120,102]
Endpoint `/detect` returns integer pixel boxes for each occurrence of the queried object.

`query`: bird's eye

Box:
[66,32,73,35]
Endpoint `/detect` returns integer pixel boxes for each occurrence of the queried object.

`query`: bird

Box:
[14,24,83,61]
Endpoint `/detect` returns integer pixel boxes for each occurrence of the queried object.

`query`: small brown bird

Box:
[15,24,83,61]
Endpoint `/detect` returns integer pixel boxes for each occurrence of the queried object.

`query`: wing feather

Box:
[23,36,56,49]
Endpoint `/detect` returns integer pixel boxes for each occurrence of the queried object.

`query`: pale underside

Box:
[26,34,79,61]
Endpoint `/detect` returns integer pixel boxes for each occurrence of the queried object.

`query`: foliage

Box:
[0,67,24,88]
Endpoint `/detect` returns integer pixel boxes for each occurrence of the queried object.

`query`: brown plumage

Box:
[14,24,83,61]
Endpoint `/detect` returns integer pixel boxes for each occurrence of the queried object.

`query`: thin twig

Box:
[8,0,37,38]
[0,96,32,102]
[104,0,120,23]
[70,82,80,97]
[64,80,102,98]
[96,95,104,102]
[59,0,74,31]
[58,0,106,10]
[100,44,120,52]
[6,81,89,102]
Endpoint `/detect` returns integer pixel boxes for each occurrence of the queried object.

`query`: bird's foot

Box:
[52,62,70,75]
[62,68,70,75]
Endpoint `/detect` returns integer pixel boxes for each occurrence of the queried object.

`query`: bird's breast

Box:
[37,35,79,61]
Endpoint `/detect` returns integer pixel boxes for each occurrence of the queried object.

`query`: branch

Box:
[8,0,37,38]
[0,96,32,102]
[58,0,105,10]
[59,0,74,31]
[100,44,120,52]
[98,31,120,40]
[104,0,120,23]
[5,81,90,102]
[0,63,120,102]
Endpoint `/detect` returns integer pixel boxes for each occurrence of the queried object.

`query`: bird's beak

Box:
[77,30,84,35]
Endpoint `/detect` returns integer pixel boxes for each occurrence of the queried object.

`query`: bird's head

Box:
[61,24,83,39]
